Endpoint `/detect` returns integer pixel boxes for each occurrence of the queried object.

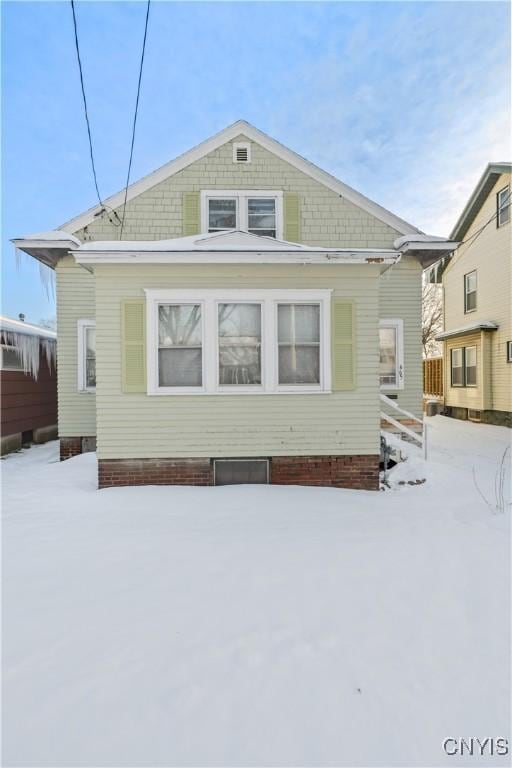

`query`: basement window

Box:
[214,458,269,485]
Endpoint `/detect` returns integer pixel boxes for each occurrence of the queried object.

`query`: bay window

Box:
[379,319,404,389]
[201,191,283,239]
[451,345,477,387]
[158,305,202,388]
[146,289,331,394]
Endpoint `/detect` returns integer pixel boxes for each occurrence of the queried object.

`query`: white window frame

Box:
[379,318,404,391]
[232,142,251,164]
[507,340,512,363]
[200,190,284,239]
[77,318,96,393]
[464,270,477,314]
[0,343,24,371]
[464,345,477,387]
[145,289,332,396]
[497,185,510,228]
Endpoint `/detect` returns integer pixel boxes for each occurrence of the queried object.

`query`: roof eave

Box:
[449,162,512,241]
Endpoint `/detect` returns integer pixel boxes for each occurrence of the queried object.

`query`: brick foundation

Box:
[98,458,212,488]
[60,437,83,461]
[271,455,380,490]
[98,454,380,490]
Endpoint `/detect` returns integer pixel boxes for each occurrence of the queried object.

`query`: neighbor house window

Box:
[465,345,477,386]
[451,348,464,387]
[497,185,510,227]
[158,304,202,388]
[145,289,331,395]
[77,319,96,391]
[218,303,261,386]
[464,271,477,313]
[0,343,23,371]
[507,341,512,362]
[201,191,283,239]
[277,304,320,385]
[379,319,404,389]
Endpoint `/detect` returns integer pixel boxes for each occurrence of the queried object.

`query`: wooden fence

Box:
[423,357,443,397]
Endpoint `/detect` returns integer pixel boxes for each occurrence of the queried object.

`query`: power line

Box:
[459,189,510,249]
[119,0,151,239]
[70,0,103,209]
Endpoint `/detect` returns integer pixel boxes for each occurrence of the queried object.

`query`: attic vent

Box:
[233,142,251,164]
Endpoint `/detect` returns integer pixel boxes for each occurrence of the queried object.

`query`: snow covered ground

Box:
[2,416,510,767]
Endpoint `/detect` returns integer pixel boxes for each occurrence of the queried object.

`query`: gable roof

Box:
[450,162,512,241]
[60,120,421,236]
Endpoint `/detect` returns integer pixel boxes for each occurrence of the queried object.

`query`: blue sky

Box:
[2,0,510,323]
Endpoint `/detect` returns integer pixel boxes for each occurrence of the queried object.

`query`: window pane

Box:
[158,305,202,387]
[278,304,320,343]
[159,305,201,346]
[278,304,320,385]
[208,199,236,231]
[465,291,476,311]
[1,345,23,370]
[85,327,96,387]
[451,349,463,386]
[498,187,510,226]
[159,349,202,387]
[465,346,477,386]
[466,272,477,292]
[218,303,261,385]
[379,327,397,386]
[278,346,320,384]
[248,198,276,238]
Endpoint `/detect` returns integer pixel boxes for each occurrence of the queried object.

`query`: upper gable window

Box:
[201,191,283,239]
[497,185,510,227]
[464,271,477,313]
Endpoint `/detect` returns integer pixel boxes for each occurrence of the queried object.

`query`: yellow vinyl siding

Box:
[443,172,511,413]
[94,263,382,460]
[56,257,96,436]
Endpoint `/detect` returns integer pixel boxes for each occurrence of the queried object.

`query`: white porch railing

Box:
[380,393,428,459]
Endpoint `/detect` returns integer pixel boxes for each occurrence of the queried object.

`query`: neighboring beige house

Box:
[13,121,456,489]
[437,163,511,427]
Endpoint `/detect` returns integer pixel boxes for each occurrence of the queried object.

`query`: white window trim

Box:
[507,340,512,363]
[77,318,96,393]
[497,185,510,228]
[464,270,477,314]
[379,318,404,391]
[145,289,332,396]
[232,142,251,163]
[200,190,284,239]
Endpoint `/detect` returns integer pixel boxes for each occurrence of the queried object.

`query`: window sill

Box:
[148,388,332,396]
[78,388,96,394]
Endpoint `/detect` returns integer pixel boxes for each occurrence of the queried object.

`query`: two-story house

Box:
[13,121,456,489]
[437,163,511,426]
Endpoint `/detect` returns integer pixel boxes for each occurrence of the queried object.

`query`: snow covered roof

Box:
[0,316,56,340]
[59,120,422,237]
[72,230,400,269]
[11,231,81,269]
[436,321,498,340]
[393,234,459,269]
[76,229,394,254]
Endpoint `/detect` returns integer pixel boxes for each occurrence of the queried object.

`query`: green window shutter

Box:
[121,299,146,393]
[332,300,356,390]
[283,192,301,243]
[182,191,200,236]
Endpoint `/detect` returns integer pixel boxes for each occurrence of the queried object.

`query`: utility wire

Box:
[70,0,103,209]
[459,189,510,249]
[119,0,151,239]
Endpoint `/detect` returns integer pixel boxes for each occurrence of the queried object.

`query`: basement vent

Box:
[233,142,251,164]
[214,458,269,485]
[468,409,481,422]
